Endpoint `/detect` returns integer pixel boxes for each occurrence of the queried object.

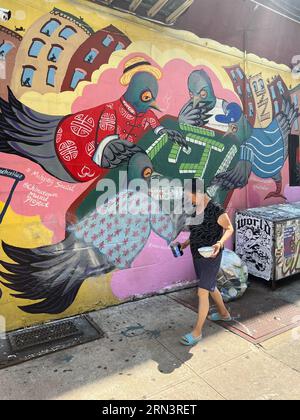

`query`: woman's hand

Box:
[180,240,190,250]
[211,242,222,258]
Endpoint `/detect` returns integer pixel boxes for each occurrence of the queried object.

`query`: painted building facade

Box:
[225,65,257,127]
[0,0,300,332]
[290,85,300,135]
[11,8,93,96]
[0,25,22,99]
[61,25,131,92]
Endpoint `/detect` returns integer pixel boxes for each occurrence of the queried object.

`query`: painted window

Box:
[270,85,276,100]
[59,26,77,40]
[277,81,285,95]
[70,68,87,89]
[41,19,60,37]
[259,79,265,90]
[28,39,45,58]
[48,45,63,63]
[47,66,57,87]
[246,83,251,96]
[115,42,125,51]
[0,41,14,58]
[294,95,299,107]
[102,35,114,47]
[248,103,254,117]
[236,68,244,79]
[230,70,237,82]
[21,66,35,87]
[237,85,243,96]
[84,48,99,63]
[274,100,279,114]
[253,81,258,92]
[294,119,299,131]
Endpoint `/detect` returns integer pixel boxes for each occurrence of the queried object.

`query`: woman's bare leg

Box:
[210,288,230,318]
[192,288,210,337]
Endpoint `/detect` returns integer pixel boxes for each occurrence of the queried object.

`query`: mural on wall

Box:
[0,0,300,328]
[213,67,298,200]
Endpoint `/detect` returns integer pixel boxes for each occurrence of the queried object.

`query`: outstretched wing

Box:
[212,160,253,190]
[0,87,62,156]
[277,99,299,159]
[0,234,114,314]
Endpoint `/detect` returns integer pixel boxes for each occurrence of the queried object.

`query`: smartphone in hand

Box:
[171,243,184,258]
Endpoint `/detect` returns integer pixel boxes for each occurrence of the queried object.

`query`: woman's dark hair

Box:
[192,178,198,195]
[191,178,205,195]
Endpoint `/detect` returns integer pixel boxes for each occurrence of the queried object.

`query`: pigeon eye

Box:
[143,167,153,178]
[141,91,153,102]
[231,124,238,133]
[200,90,208,99]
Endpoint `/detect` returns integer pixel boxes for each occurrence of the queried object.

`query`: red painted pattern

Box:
[55,97,160,182]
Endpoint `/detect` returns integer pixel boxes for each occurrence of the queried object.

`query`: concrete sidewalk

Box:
[1,288,300,400]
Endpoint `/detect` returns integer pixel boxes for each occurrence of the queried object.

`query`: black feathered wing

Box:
[0,88,75,182]
[0,234,114,314]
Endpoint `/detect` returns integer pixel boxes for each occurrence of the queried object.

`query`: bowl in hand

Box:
[198,246,214,258]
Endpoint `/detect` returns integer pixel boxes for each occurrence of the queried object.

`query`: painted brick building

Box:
[268,75,289,117]
[0,26,22,100]
[61,25,131,92]
[224,64,256,126]
[11,8,93,97]
[290,84,300,135]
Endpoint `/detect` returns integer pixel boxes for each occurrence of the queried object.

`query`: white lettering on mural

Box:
[23,183,58,208]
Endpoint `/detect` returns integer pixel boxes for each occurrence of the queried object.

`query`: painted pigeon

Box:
[178,69,229,132]
[0,64,187,183]
[0,153,186,314]
[212,100,299,199]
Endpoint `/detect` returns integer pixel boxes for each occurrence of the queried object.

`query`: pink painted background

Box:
[73,55,240,115]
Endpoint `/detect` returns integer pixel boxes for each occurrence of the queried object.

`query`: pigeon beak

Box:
[151,101,161,112]
[193,95,201,109]
[151,171,163,180]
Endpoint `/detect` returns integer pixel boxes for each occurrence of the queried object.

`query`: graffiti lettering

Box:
[0,168,25,224]
[237,217,271,236]
[276,239,300,277]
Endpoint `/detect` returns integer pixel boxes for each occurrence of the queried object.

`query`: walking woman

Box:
[180,182,234,346]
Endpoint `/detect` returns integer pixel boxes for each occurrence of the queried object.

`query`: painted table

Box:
[236,202,300,288]
[74,118,241,220]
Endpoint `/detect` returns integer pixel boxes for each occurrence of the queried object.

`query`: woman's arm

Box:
[211,213,234,257]
[218,213,234,247]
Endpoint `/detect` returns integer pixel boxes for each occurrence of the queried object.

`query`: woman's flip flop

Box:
[180,333,202,346]
[208,313,232,322]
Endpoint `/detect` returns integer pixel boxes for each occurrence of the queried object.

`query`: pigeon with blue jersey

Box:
[213,100,299,199]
